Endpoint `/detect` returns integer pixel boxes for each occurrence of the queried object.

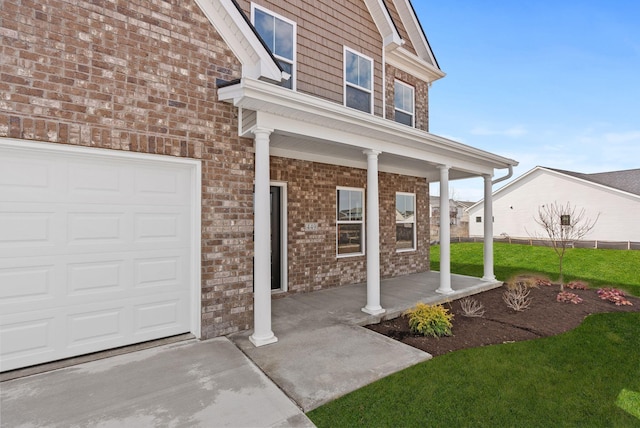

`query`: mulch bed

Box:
[367,284,640,357]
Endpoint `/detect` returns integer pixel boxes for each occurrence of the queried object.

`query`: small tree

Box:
[533,202,599,289]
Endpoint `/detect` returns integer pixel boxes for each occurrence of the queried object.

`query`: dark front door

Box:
[270,186,282,290]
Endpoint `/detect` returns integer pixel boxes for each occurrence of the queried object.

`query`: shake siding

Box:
[382,0,417,55]
[238,0,384,116]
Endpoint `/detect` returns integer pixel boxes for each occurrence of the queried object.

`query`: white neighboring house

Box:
[468,166,640,242]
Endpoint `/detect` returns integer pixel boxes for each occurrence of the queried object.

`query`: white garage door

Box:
[0,140,200,372]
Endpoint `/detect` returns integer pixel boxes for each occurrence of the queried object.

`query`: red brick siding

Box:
[271,157,430,294]
[0,0,253,338]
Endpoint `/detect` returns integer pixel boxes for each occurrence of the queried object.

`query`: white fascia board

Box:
[394,0,440,67]
[385,46,445,82]
[218,78,517,170]
[193,0,283,81]
[467,166,543,209]
[363,0,404,49]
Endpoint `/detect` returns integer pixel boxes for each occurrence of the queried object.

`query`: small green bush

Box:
[405,303,454,337]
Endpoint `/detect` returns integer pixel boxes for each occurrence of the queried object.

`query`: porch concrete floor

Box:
[230,271,501,412]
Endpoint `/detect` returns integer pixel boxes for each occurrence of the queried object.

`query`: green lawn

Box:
[431,242,640,295]
[307,244,640,427]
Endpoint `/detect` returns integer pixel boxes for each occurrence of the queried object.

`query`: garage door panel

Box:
[135,299,183,333]
[0,264,54,303]
[68,259,126,296]
[134,166,194,206]
[0,212,54,248]
[0,155,53,191]
[0,140,198,372]
[67,212,127,244]
[0,315,57,370]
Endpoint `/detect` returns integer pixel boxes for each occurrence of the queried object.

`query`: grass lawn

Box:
[307,244,640,427]
[431,242,640,296]
[307,313,640,427]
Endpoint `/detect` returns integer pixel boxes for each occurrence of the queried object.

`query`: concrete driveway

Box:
[0,338,313,428]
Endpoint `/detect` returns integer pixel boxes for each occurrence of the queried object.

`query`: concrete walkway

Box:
[231,271,501,411]
[0,337,314,428]
[1,271,499,427]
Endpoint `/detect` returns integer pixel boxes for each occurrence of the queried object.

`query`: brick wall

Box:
[271,157,430,294]
[385,64,430,131]
[0,0,254,338]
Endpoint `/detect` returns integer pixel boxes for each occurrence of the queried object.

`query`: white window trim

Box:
[251,3,297,91]
[396,191,417,253]
[394,80,415,127]
[343,46,374,114]
[336,186,366,258]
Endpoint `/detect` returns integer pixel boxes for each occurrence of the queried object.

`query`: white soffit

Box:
[193,0,283,81]
[363,0,404,49]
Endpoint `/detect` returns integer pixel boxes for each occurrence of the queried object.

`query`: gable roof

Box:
[364,0,445,82]
[193,0,286,82]
[468,165,640,211]
[546,167,640,197]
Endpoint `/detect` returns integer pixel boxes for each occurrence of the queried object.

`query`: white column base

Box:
[482,275,497,282]
[362,306,386,315]
[249,333,278,347]
[436,287,454,295]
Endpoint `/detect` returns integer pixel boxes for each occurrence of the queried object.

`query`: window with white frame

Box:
[252,4,295,89]
[337,187,365,256]
[344,47,373,113]
[396,192,416,251]
[394,80,414,126]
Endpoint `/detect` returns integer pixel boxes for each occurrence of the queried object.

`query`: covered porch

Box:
[230,270,502,411]
[218,77,517,347]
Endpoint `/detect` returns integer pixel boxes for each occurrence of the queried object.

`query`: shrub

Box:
[405,303,454,337]
[460,297,485,317]
[566,281,588,290]
[503,283,532,311]
[557,291,583,304]
[506,275,541,289]
[597,288,633,306]
[535,277,553,287]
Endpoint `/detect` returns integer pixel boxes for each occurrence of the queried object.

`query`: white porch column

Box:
[362,149,385,315]
[482,174,496,281]
[249,128,278,347]
[437,165,453,294]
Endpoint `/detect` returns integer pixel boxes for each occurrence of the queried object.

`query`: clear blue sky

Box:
[413,1,640,202]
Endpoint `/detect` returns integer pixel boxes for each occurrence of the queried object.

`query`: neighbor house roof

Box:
[468,166,640,211]
[547,167,640,197]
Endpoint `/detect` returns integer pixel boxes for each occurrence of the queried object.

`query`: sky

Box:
[413,1,640,202]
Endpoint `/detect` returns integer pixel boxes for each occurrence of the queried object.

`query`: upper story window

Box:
[394,80,414,126]
[337,187,365,256]
[396,192,416,251]
[252,4,295,89]
[344,47,373,113]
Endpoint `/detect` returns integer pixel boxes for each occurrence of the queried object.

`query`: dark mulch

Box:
[367,285,640,357]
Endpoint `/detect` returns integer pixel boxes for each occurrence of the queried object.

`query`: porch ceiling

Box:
[218,78,518,182]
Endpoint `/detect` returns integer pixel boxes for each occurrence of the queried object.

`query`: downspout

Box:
[492,164,513,185]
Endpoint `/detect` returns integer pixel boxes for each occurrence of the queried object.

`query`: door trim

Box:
[270,181,287,292]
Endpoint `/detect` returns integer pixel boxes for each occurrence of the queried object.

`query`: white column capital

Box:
[437,164,451,171]
[253,127,273,137]
[363,149,382,158]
